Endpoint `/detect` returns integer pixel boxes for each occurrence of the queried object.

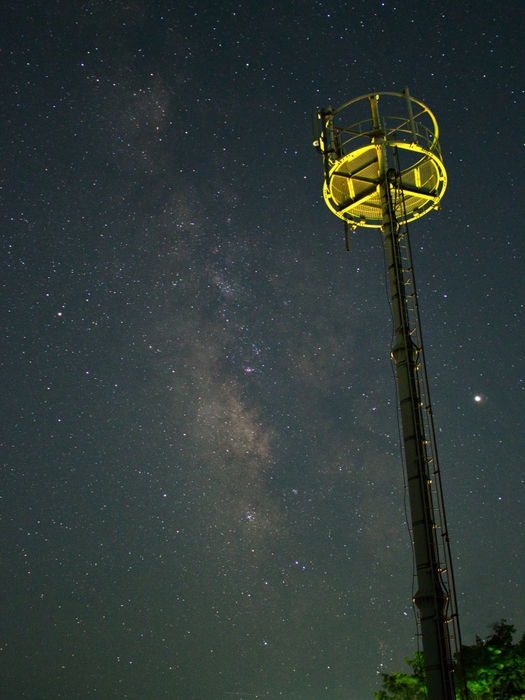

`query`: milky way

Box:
[2,2,524,699]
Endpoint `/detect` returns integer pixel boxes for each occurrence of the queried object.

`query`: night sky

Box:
[2,1,524,699]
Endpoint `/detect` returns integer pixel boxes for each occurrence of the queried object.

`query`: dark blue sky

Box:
[2,1,524,698]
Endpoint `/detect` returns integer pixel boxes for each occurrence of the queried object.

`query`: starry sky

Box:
[2,1,525,699]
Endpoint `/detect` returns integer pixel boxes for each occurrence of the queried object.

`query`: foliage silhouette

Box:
[374,620,525,700]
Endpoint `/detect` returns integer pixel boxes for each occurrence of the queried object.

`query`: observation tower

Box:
[312,90,463,700]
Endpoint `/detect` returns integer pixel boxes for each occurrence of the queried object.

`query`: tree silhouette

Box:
[374,620,525,700]
[374,651,426,700]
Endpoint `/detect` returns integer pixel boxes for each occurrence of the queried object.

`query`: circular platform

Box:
[318,92,447,228]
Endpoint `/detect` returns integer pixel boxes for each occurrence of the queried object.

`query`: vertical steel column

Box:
[370,96,455,700]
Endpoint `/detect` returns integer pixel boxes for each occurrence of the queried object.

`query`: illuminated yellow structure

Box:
[313,91,464,700]
[314,90,447,234]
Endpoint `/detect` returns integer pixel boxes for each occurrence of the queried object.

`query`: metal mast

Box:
[313,91,462,700]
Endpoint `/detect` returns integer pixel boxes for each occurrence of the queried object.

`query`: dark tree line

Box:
[374,620,525,699]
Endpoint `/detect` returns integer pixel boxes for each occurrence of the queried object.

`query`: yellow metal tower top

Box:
[313,89,447,228]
